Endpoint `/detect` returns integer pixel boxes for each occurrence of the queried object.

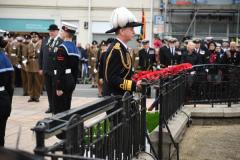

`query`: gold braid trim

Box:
[119,49,131,70]
[105,42,132,82]
[105,47,115,82]
[119,80,132,91]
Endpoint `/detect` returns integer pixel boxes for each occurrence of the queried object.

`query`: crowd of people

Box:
[1,28,240,100]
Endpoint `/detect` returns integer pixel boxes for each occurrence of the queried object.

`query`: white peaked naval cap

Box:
[62,22,78,34]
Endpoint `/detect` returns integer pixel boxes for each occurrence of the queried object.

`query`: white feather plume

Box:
[110,7,138,29]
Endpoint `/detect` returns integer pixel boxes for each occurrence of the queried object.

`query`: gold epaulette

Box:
[113,42,121,50]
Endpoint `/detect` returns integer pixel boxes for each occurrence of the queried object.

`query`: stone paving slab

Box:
[5,96,98,153]
[184,104,240,118]
[177,124,240,160]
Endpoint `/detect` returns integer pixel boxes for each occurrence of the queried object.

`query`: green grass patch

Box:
[146,112,159,133]
[83,111,159,142]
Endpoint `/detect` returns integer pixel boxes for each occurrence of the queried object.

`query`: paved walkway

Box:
[5,95,154,153]
[5,96,98,152]
[178,124,240,160]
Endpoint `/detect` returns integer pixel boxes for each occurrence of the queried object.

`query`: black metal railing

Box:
[33,88,147,160]
[32,64,240,160]
[149,64,240,160]
[185,64,240,107]
[149,73,186,160]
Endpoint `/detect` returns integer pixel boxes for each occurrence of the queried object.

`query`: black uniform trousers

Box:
[54,74,76,114]
[0,117,8,146]
[54,74,76,140]
[0,91,11,147]
[14,66,22,87]
[44,73,57,112]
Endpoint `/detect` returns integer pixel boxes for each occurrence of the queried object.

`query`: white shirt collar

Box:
[116,37,128,50]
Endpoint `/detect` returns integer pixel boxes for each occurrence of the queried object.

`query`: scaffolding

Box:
[164,3,240,41]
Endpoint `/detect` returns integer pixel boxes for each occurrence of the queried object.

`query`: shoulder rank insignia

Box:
[113,42,121,50]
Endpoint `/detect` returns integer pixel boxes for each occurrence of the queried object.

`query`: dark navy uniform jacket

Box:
[55,41,80,92]
[138,47,156,71]
[103,39,136,96]
[0,51,14,118]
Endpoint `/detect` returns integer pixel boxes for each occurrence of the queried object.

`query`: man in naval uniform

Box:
[193,38,209,64]
[55,22,80,114]
[138,39,156,71]
[0,36,14,146]
[103,7,142,96]
[39,24,63,113]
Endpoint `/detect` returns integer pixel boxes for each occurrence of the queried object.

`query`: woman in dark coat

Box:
[0,36,14,146]
[207,41,222,64]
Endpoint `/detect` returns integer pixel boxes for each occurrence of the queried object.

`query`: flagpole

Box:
[150,0,154,47]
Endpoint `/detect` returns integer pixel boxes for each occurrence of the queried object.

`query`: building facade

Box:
[1,0,239,46]
[167,0,240,41]
[0,0,160,47]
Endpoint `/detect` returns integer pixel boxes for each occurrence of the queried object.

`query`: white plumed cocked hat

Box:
[106,7,142,33]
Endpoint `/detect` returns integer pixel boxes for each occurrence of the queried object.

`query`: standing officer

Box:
[138,39,156,71]
[130,38,142,71]
[103,7,142,96]
[55,22,80,114]
[5,32,21,87]
[20,35,31,96]
[193,38,209,64]
[138,39,156,98]
[39,24,63,113]
[160,37,177,67]
[0,36,14,146]
[27,32,42,102]
[89,40,99,88]
[98,38,114,87]
[96,40,108,97]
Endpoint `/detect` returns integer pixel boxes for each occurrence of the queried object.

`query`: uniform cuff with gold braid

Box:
[120,80,136,91]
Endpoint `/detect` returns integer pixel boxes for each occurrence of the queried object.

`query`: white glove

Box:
[17,64,22,69]
[94,68,98,73]
[22,59,27,65]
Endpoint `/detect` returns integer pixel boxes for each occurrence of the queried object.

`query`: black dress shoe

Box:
[45,108,52,113]
[35,98,40,102]
[28,98,34,102]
